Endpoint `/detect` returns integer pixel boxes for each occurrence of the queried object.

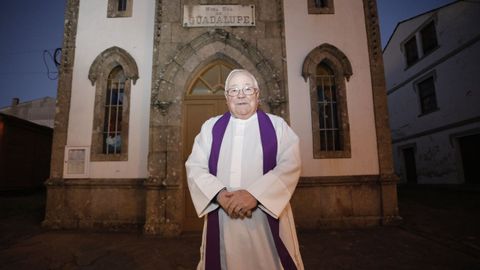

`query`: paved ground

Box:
[1,185,479,270]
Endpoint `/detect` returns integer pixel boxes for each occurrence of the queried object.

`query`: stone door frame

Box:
[144,29,285,236]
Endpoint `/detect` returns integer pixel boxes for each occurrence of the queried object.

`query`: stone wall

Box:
[144,0,288,235]
[293,175,398,229]
[43,0,79,228]
[44,0,400,235]
[43,179,145,230]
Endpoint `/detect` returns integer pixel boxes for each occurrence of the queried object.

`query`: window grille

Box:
[103,66,125,154]
[316,63,342,151]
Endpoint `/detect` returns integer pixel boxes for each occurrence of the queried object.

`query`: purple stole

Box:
[206,110,297,270]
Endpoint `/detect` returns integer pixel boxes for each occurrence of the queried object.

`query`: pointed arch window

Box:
[91,64,131,161]
[103,67,125,154]
[188,61,234,96]
[316,62,342,151]
[303,44,352,158]
[88,47,139,161]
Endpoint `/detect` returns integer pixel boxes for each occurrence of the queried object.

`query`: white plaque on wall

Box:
[183,5,255,27]
[63,146,90,178]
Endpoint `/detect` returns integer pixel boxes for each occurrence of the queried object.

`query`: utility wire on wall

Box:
[42,48,61,80]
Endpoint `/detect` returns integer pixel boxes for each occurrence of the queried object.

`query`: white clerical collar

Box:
[231,112,257,123]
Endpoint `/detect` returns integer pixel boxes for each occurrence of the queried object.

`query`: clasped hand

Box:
[217,189,257,219]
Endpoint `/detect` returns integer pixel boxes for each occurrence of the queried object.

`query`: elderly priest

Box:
[186,69,304,270]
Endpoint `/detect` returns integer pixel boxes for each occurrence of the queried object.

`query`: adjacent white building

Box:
[384,1,480,184]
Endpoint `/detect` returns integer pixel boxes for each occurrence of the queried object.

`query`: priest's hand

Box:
[226,190,257,219]
[216,189,233,212]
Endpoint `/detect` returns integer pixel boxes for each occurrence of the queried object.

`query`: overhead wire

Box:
[0,47,61,80]
[42,48,61,80]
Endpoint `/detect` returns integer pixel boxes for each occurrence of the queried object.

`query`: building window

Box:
[118,0,127,12]
[103,67,125,154]
[308,0,334,14]
[404,36,419,67]
[188,61,234,96]
[417,76,438,115]
[316,63,342,151]
[88,46,139,161]
[420,21,438,55]
[403,19,438,68]
[91,64,130,161]
[107,0,133,18]
[302,44,352,159]
[315,0,326,8]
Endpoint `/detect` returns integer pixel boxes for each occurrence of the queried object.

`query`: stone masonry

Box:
[144,0,288,235]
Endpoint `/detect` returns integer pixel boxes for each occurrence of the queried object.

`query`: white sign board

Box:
[183,5,255,27]
[63,146,90,178]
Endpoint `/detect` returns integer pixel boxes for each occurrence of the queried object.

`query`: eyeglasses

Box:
[225,86,258,97]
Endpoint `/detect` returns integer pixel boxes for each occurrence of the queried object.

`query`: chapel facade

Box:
[44,0,399,235]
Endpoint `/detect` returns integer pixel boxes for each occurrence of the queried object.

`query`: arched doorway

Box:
[182,60,237,231]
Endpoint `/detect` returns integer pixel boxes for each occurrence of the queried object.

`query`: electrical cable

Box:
[53,48,62,67]
[42,49,59,80]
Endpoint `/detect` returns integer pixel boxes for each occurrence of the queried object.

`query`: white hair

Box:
[225,69,259,89]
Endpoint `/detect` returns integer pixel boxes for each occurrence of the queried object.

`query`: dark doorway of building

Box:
[458,134,480,184]
[403,147,417,184]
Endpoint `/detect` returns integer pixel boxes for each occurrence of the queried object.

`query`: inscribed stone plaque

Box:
[183,5,255,27]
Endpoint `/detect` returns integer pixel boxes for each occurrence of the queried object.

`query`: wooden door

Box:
[182,59,235,231]
[183,97,228,231]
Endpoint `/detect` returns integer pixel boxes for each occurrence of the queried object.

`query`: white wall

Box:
[393,121,480,184]
[383,12,430,89]
[384,2,480,183]
[283,0,379,176]
[388,42,480,139]
[386,2,480,139]
[67,0,155,178]
[384,2,480,91]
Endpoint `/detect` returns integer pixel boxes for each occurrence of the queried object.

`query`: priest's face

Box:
[225,71,259,120]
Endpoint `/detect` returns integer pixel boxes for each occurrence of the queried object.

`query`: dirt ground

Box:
[1,185,479,270]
